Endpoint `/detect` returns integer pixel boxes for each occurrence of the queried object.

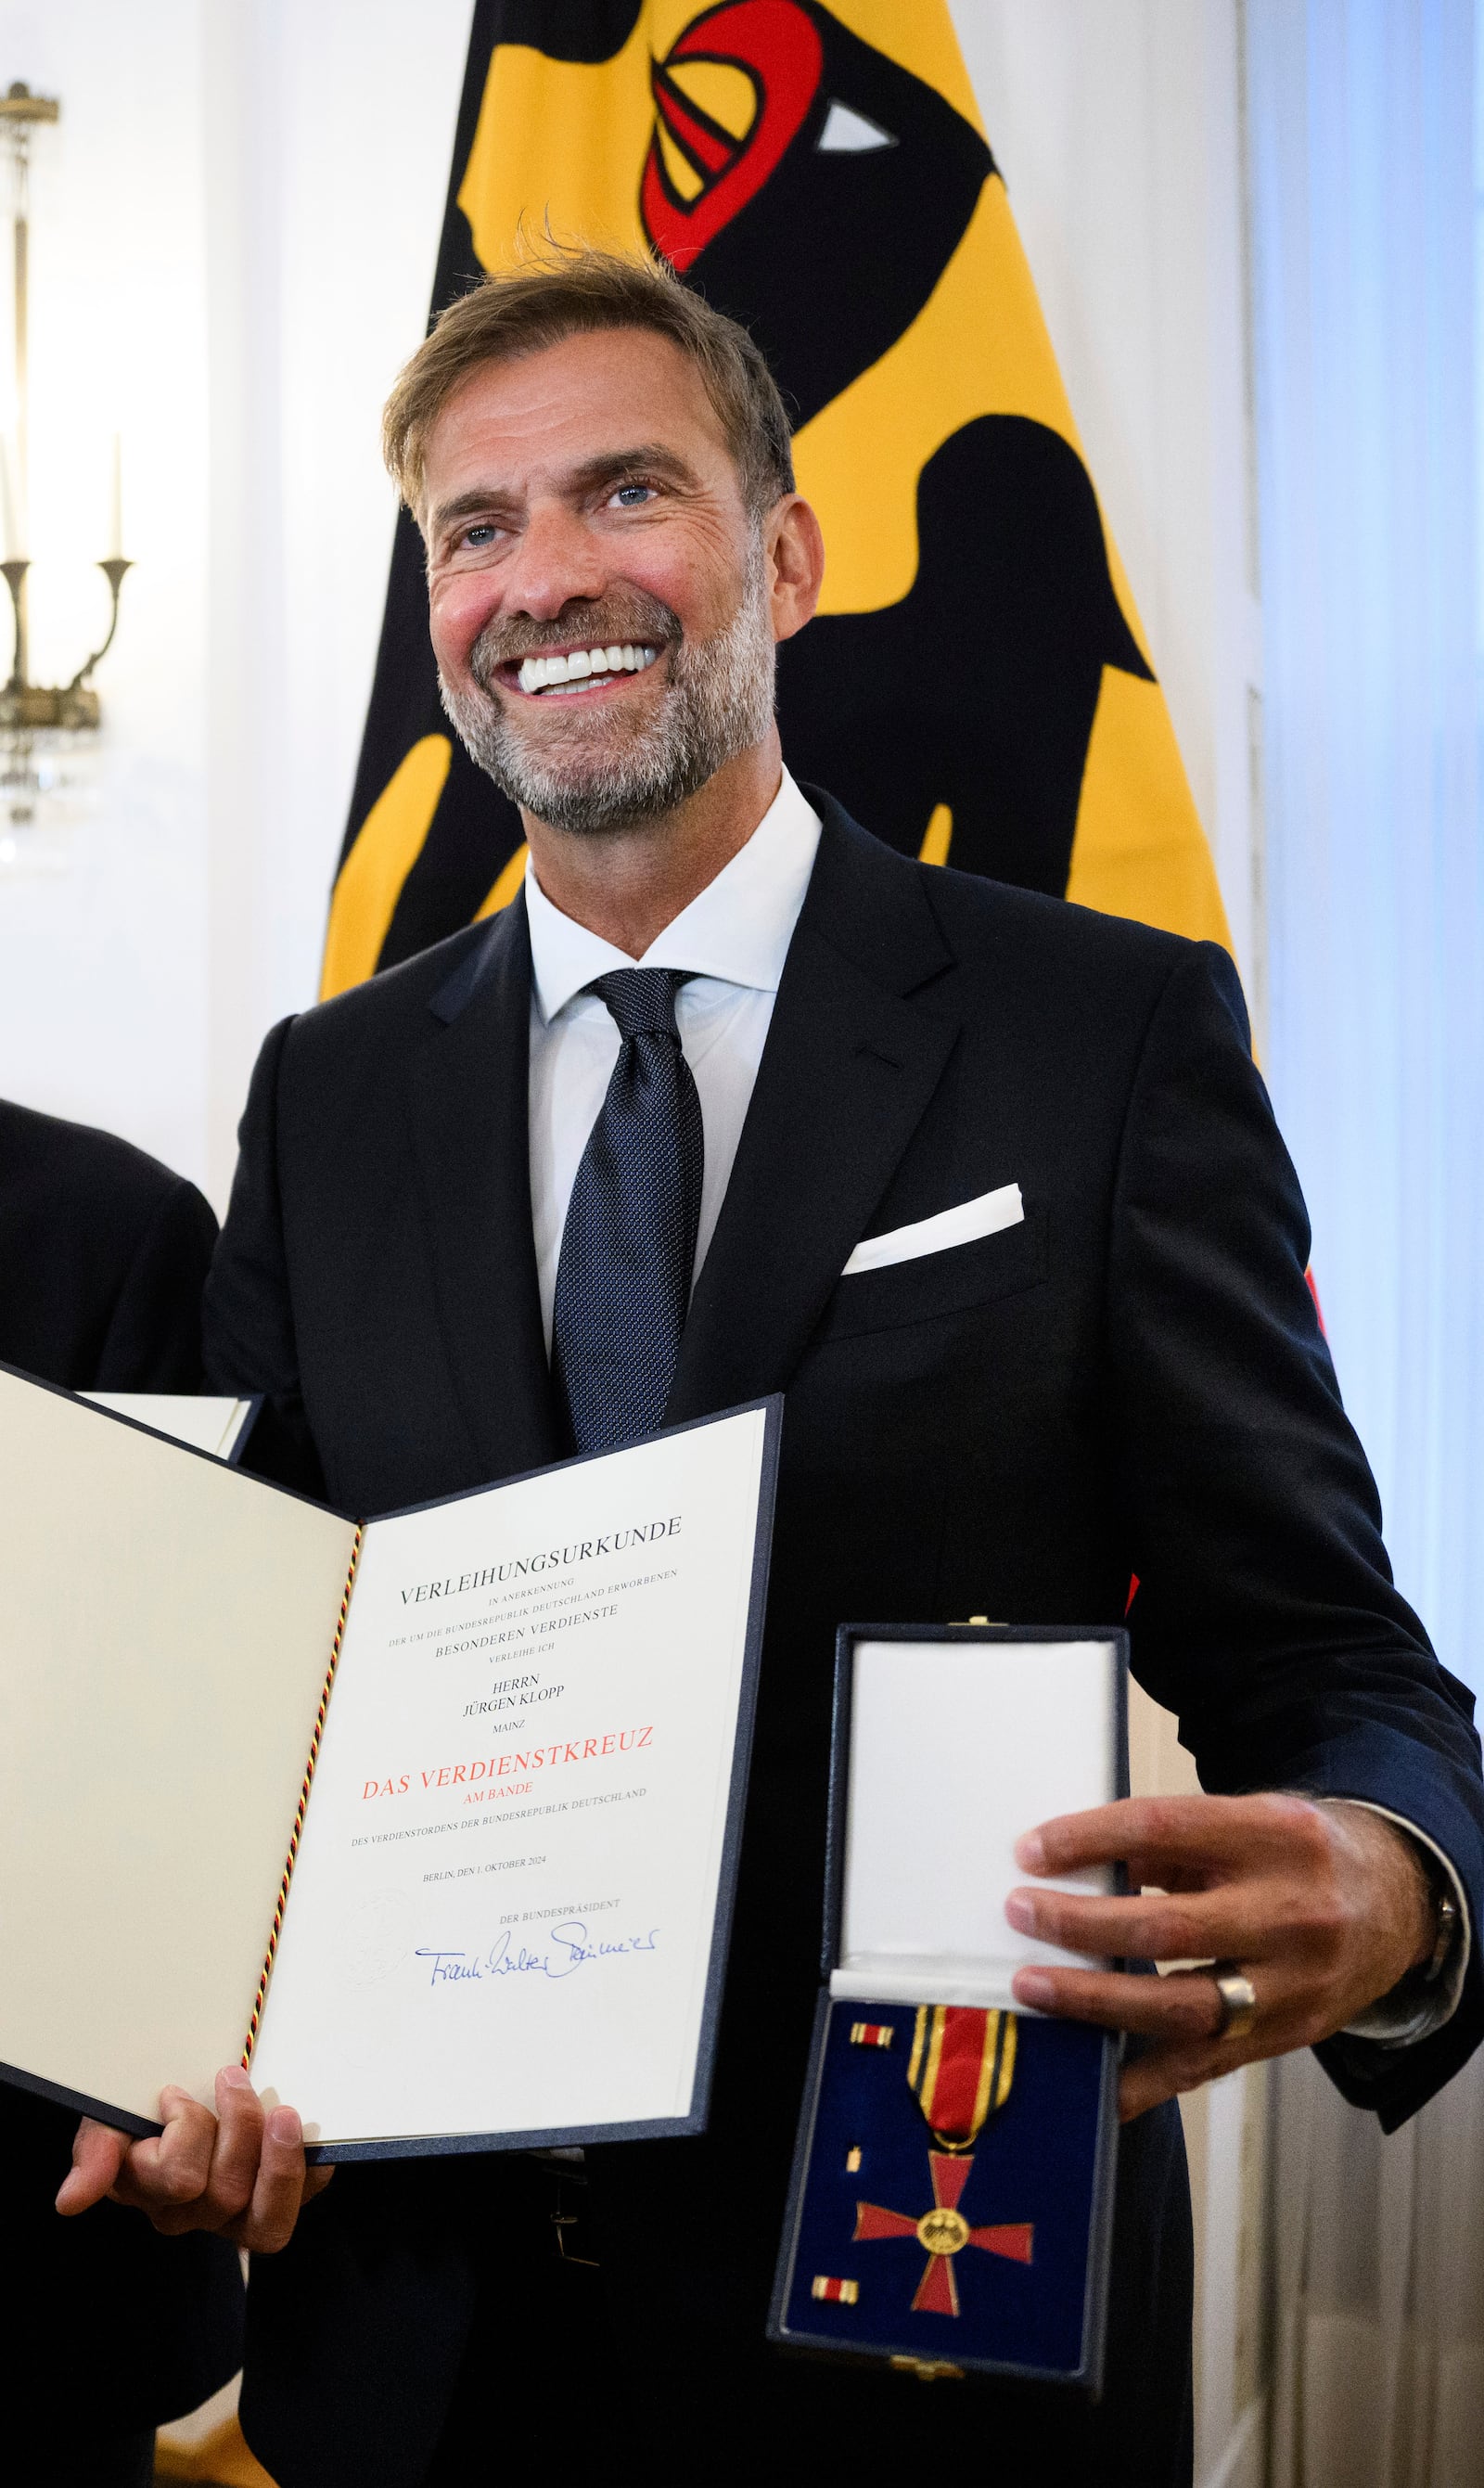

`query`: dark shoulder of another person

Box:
[0,1096,218,1391]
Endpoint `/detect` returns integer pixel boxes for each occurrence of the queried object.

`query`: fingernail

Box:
[219,2063,252,2091]
[1013,1969,1056,2009]
[269,2107,301,2146]
[1015,1831,1048,1872]
[1004,1892,1037,1934]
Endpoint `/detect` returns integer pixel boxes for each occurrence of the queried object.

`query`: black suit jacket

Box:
[0,1099,245,2430]
[0,1097,218,1390]
[207,798,1483,2488]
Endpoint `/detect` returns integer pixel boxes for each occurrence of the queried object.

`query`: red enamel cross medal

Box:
[852,2006,1033,2317]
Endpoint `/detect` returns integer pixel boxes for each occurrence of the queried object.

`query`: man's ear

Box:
[767,495,825,645]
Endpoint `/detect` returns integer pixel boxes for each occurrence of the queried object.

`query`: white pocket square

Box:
[842,1182,1025,1276]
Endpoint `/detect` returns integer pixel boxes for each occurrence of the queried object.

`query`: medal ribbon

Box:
[906,2005,1017,2150]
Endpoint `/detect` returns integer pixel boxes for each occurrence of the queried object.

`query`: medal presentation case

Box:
[769,1624,1128,2392]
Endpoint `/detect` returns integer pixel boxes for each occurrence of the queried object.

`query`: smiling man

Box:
[61,252,1483,2488]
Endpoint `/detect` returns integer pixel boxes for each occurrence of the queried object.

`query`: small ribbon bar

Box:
[851,2020,895,2048]
[812,2275,860,2305]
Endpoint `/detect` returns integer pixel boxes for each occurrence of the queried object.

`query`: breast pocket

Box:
[814,1207,1051,1343]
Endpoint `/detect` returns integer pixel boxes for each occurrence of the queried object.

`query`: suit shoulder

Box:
[0,1097,211,1237]
[0,1100,215,1388]
[283,918,495,1062]
[926,858,1195,974]
[920,859,1241,1026]
[807,790,1228,1014]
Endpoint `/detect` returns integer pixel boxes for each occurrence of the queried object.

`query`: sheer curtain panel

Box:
[1246,1,1484,2482]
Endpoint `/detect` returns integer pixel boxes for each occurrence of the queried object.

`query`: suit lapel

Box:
[406,893,559,1484]
[667,798,959,1424]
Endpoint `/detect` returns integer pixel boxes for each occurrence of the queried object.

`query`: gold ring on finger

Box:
[1210,1964,1258,2043]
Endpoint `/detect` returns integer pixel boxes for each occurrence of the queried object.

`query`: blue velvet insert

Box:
[775,1999,1112,2381]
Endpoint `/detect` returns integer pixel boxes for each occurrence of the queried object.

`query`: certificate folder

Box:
[769,1623,1126,2392]
[82,1391,262,1466]
[0,1366,777,2161]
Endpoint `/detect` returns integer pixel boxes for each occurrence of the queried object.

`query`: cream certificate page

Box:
[250,1406,774,2150]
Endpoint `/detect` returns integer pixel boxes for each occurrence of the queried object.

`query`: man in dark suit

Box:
[0,1098,245,2486]
[64,256,1482,2488]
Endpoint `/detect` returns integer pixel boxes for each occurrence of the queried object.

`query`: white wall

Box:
[0,0,470,1199]
[198,0,471,1199]
[0,0,211,1184]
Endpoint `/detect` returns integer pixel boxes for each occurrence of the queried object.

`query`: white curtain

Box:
[1246,2,1484,2482]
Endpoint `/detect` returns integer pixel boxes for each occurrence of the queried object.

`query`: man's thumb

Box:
[57,2116,132,2215]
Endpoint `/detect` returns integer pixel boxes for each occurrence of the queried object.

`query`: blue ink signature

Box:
[415,1922,659,1990]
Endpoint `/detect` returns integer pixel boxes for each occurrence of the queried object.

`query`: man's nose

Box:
[499,500,608,622]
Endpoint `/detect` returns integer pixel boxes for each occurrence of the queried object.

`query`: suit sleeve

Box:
[1107,942,1484,2128]
[91,1176,218,1391]
[201,1016,326,1499]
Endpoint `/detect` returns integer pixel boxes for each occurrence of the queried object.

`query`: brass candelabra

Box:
[0,554,132,736]
[0,81,131,827]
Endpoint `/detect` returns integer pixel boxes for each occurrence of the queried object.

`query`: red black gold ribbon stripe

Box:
[906,2005,1016,2150]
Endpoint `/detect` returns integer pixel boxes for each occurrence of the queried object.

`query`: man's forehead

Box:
[425,327,731,489]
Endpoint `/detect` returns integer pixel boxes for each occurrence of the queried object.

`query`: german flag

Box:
[321,0,1232,1000]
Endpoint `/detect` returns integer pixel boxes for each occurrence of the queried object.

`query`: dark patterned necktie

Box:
[551,968,704,1455]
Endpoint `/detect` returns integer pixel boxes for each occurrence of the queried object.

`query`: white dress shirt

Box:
[522,767,1465,2046]
[526,766,821,1351]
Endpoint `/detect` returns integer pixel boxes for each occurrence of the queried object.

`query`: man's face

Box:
[422,327,779,834]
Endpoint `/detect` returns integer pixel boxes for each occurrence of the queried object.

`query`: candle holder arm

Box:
[61,557,132,695]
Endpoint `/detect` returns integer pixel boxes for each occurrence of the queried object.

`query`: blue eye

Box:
[463,523,497,546]
[613,482,653,507]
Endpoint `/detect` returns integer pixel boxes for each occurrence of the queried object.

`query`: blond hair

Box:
[383,245,795,523]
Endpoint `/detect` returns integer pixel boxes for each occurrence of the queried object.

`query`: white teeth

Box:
[518,641,660,692]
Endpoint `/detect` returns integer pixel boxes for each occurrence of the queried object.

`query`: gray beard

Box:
[438,543,776,837]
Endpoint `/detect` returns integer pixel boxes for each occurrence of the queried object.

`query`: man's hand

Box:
[1006,1793,1437,2121]
[56,2064,332,2251]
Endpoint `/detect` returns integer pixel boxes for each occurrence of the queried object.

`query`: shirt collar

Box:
[525,768,823,1028]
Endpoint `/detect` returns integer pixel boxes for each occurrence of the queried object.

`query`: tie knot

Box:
[591,967,688,1042]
